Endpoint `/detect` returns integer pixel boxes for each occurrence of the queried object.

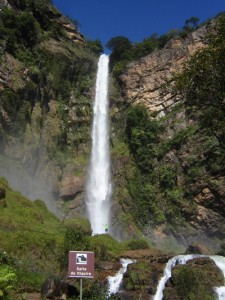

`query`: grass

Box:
[0,177,63,256]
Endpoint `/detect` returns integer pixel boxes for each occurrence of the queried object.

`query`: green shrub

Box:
[15,264,44,292]
[87,39,103,55]
[83,281,108,300]
[126,105,161,173]
[0,8,41,53]
[0,265,17,300]
[172,265,216,300]
[63,218,92,236]
[59,226,90,269]
[126,239,149,250]
[123,260,151,293]
[88,234,125,262]
[159,165,177,190]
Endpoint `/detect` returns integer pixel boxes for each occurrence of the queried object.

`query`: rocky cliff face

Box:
[120,26,208,116]
[113,21,225,251]
[0,0,86,44]
[0,0,97,217]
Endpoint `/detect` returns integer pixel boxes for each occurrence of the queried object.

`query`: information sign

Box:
[68,251,94,278]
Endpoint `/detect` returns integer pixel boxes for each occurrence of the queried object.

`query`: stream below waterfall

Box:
[107,258,135,297]
[153,254,225,300]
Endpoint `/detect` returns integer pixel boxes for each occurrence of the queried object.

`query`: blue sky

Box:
[53,0,225,49]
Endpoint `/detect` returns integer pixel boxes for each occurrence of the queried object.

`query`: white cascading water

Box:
[153,254,225,300]
[85,54,112,235]
[211,256,225,300]
[108,258,135,297]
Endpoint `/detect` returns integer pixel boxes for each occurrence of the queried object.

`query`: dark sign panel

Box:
[68,251,94,278]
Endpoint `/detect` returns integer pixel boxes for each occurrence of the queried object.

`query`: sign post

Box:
[68,251,94,300]
[80,278,82,300]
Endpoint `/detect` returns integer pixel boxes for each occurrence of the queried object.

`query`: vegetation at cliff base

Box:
[122,104,193,229]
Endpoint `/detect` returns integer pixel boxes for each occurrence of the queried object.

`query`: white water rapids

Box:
[153,254,225,300]
[85,54,112,235]
[108,258,135,297]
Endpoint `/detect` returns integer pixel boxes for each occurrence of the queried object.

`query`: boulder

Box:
[59,175,84,200]
[0,0,9,9]
[41,279,78,300]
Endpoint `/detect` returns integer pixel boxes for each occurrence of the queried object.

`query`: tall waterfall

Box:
[85,54,112,235]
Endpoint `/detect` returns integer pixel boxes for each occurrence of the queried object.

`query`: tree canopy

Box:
[87,39,103,55]
[106,36,132,70]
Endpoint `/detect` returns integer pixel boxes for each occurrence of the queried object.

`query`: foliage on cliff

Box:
[174,16,225,151]
[111,16,225,248]
[124,104,194,228]
[0,0,98,161]
[0,0,102,213]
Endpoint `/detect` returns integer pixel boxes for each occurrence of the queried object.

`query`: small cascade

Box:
[85,54,112,235]
[108,258,135,297]
[153,255,225,300]
[153,254,201,300]
[211,256,225,300]
[214,287,225,300]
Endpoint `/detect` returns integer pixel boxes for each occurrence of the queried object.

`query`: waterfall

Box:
[153,255,225,300]
[85,54,112,235]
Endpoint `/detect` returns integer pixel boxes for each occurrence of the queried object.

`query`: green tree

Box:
[126,105,161,172]
[184,16,199,29]
[159,29,181,48]
[70,18,80,30]
[16,12,41,47]
[106,36,132,69]
[0,8,41,53]
[106,36,132,53]
[59,224,90,269]
[87,39,103,55]
[130,33,160,59]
